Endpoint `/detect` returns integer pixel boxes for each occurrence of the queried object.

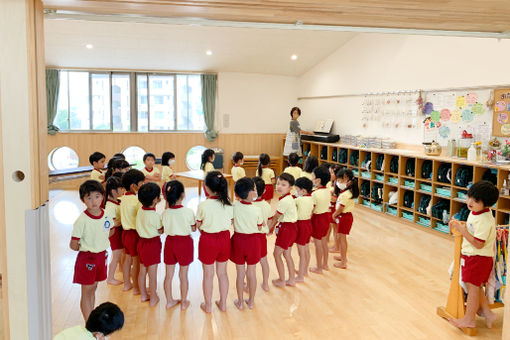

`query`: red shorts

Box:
[311,213,330,239]
[275,222,298,250]
[336,212,353,235]
[230,233,261,265]
[109,227,123,251]
[461,255,494,286]
[122,229,140,256]
[259,233,268,257]
[73,251,107,285]
[261,184,274,201]
[137,236,162,267]
[295,219,313,245]
[164,235,194,266]
[199,230,231,265]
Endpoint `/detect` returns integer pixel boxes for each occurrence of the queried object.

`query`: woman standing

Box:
[283,107,312,157]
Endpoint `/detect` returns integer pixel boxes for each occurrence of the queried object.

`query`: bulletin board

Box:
[492,88,510,137]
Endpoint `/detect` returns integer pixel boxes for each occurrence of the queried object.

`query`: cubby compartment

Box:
[431,197,450,223]
[434,161,452,184]
[384,185,399,209]
[349,149,360,167]
[361,170,371,179]
[433,221,450,234]
[417,180,432,193]
[338,148,348,165]
[320,145,328,161]
[373,173,385,182]
[386,155,399,175]
[386,174,399,186]
[302,142,313,158]
[452,187,467,202]
[452,163,473,189]
[360,180,371,200]
[400,156,416,179]
[417,158,433,182]
[373,152,385,172]
[371,182,384,205]
[359,151,371,171]
[401,178,415,189]
[400,189,415,212]
[417,216,431,228]
[386,205,398,216]
[451,201,470,222]
[329,146,338,163]
[400,210,414,222]
[416,192,432,216]
[434,184,452,198]
[474,166,497,186]
[498,196,510,214]
[496,211,510,226]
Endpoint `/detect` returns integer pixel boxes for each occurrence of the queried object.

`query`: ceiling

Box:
[44,18,356,76]
[42,0,510,34]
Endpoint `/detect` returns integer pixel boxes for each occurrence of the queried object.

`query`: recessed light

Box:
[206,50,212,56]
[291,54,298,60]
[86,44,93,49]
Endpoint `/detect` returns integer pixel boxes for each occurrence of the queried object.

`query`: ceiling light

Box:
[206,50,212,56]
[291,54,298,60]
[85,44,93,49]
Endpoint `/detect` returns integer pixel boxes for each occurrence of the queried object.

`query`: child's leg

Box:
[329,225,340,252]
[123,254,133,291]
[179,265,190,310]
[132,256,140,294]
[272,246,286,287]
[449,282,479,328]
[283,248,296,286]
[334,234,348,269]
[107,249,123,285]
[321,236,329,270]
[260,256,269,291]
[304,244,311,276]
[200,263,215,313]
[234,264,246,310]
[245,264,257,309]
[80,283,98,321]
[296,244,306,282]
[310,238,323,274]
[216,261,229,312]
[148,264,159,306]
[164,264,179,309]
[479,286,497,328]
[138,264,149,302]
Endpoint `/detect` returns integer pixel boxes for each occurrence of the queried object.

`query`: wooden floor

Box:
[50,189,503,339]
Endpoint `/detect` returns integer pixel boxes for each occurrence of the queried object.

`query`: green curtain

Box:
[201,74,218,141]
[46,69,60,135]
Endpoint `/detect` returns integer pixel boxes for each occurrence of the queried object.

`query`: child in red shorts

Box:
[257,153,275,202]
[294,177,314,282]
[70,180,114,321]
[268,173,298,288]
[231,178,263,309]
[104,176,125,286]
[449,180,499,330]
[162,180,196,310]
[310,165,332,273]
[196,171,233,313]
[136,182,163,306]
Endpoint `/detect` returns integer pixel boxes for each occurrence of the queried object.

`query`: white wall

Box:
[297,33,510,144]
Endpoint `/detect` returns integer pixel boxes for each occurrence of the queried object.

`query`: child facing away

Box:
[89,152,106,184]
[310,165,332,274]
[54,302,124,340]
[136,182,163,306]
[161,152,177,183]
[327,164,342,253]
[104,176,125,286]
[231,151,246,182]
[161,180,196,310]
[257,153,275,203]
[268,173,298,288]
[331,168,358,269]
[70,180,114,321]
[141,152,161,183]
[252,176,272,291]
[284,152,302,180]
[449,180,499,329]
[231,178,263,310]
[120,169,145,294]
[294,177,315,282]
[196,171,233,313]
[301,155,318,180]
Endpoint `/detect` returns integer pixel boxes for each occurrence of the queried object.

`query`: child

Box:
[302,155,318,180]
[310,165,332,274]
[252,176,272,291]
[196,171,233,313]
[231,151,246,182]
[328,164,342,252]
[104,156,120,182]
[142,152,161,183]
[105,176,125,285]
[89,152,106,183]
[70,180,114,321]
[284,152,302,180]
[268,173,298,287]
[161,180,196,310]
[294,177,314,282]
[136,182,163,306]
[449,180,499,329]
[231,178,263,309]
[331,168,358,269]
[120,169,145,294]
[257,153,275,202]
[54,302,124,339]
[201,148,216,174]
[161,151,176,183]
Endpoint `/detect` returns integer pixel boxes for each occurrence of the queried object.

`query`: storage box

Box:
[434,222,450,234]
[417,217,431,227]
[352,169,359,177]
[375,174,384,181]
[389,177,398,184]
[386,206,397,216]
[457,191,467,200]
[402,211,414,221]
[420,183,432,192]
[362,199,370,207]
[361,171,371,179]
[370,203,383,212]
[436,187,451,197]
[404,180,415,188]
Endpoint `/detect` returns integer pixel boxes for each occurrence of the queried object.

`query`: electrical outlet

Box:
[223,114,230,128]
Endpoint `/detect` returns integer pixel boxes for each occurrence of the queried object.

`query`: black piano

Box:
[302,132,339,143]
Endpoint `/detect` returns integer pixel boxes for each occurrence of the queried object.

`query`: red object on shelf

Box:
[461,130,473,138]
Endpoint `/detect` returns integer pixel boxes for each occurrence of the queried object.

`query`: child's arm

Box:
[332,205,344,219]
[191,224,197,232]
[268,212,281,234]
[196,220,202,230]
[449,220,485,249]
[69,238,80,251]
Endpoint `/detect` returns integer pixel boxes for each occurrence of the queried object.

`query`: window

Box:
[48,146,79,171]
[112,74,130,131]
[186,145,207,170]
[122,146,146,169]
[149,75,175,130]
[69,72,90,129]
[91,73,110,130]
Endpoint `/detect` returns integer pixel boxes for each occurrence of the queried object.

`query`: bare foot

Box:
[150,295,160,307]
[166,299,180,309]
[322,265,330,271]
[295,276,305,283]
[244,299,255,309]
[448,317,476,329]
[234,299,244,310]
[141,295,150,302]
[309,267,323,274]
[200,302,212,313]
[334,256,342,261]
[334,262,347,269]
[261,282,269,292]
[181,300,190,311]
[272,279,286,288]
[286,279,296,287]
[485,311,497,328]
[215,300,227,312]
[133,288,141,296]
[328,247,340,253]
[107,278,123,286]
[123,283,133,292]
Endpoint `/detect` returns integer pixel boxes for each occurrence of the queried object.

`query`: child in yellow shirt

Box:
[161,151,176,183]
[257,153,275,202]
[283,152,302,180]
[310,165,331,274]
[252,176,272,291]
[141,152,161,183]
[301,155,318,180]
[231,151,246,182]
[294,177,314,282]
[104,176,125,286]
[89,152,106,184]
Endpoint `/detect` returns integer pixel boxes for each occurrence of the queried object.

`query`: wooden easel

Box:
[437,229,505,335]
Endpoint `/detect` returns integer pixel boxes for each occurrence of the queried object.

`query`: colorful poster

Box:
[430,110,440,122]
[466,92,478,104]
[472,102,484,115]
[462,109,474,122]
[440,109,451,121]
[456,96,466,109]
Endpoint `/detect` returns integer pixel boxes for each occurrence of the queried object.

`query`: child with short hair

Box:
[294,177,314,282]
[54,302,124,339]
[231,177,263,309]
[89,152,106,183]
[302,155,318,180]
[310,165,332,274]
[257,153,275,202]
[449,180,499,329]
[252,176,272,291]
[161,151,176,183]
[332,168,358,269]
[268,173,298,288]
[142,152,161,183]
[162,180,196,310]
[105,176,125,286]
[231,151,246,182]
[70,180,114,321]
[120,169,145,294]
[284,152,302,180]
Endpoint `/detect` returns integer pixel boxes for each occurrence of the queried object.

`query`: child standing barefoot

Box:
[268,173,298,287]
[294,177,314,282]
[327,164,341,253]
[105,177,125,285]
[310,166,332,274]
[196,171,233,313]
[162,180,196,310]
[252,177,272,292]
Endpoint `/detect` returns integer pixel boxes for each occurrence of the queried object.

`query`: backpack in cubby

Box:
[360,181,371,198]
[454,205,470,222]
[421,160,433,180]
[482,168,498,186]
[406,158,415,177]
[403,191,414,208]
[338,149,348,164]
[454,166,473,188]
[432,200,450,219]
[361,153,372,170]
[390,156,399,173]
[350,151,359,166]
[437,163,452,184]
[331,149,338,162]
[418,195,432,214]
[321,146,328,160]
[371,183,383,204]
[375,154,384,171]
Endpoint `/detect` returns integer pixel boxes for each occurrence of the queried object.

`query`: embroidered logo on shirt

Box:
[104,220,111,230]
[467,222,474,234]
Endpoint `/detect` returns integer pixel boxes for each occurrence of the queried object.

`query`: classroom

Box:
[2,1,510,339]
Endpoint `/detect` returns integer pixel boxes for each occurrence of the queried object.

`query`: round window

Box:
[186,145,207,171]
[48,146,79,171]
[122,146,146,169]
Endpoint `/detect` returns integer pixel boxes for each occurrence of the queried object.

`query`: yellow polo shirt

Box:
[462,209,496,257]
[71,209,112,253]
[162,205,196,236]
[105,199,121,224]
[120,193,142,230]
[136,207,162,239]
[90,168,104,182]
[312,187,331,214]
[142,166,160,179]
[337,190,355,213]
[231,165,246,182]
[204,162,215,174]
[253,199,272,234]
[301,171,313,180]
[196,197,234,233]
[276,193,298,223]
[295,195,314,220]
[284,166,302,180]
[161,165,174,183]
[261,167,275,185]
[54,325,95,340]
[233,200,264,234]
